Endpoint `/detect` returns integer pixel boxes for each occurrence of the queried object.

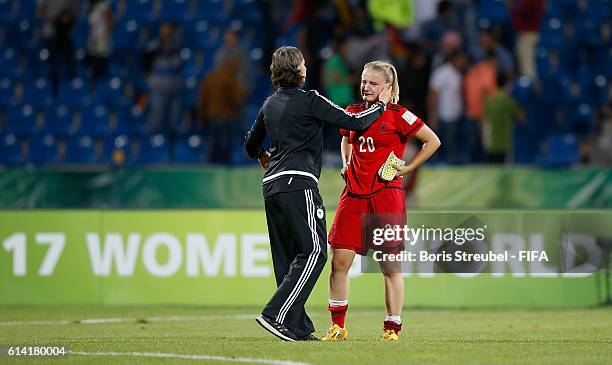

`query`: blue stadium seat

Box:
[594,75,609,107]
[94,77,126,108]
[0,48,21,78]
[64,135,97,164]
[15,0,37,20]
[566,103,595,136]
[0,77,14,104]
[112,19,141,52]
[585,0,611,21]
[0,133,22,165]
[73,19,89,50]
[596,47,612,77]
[539,18,565,48]
[476,0,510,31]
[536,134,580,167]
[6,19,39,51]
[57,78,90,107]
[181,76,198,109]
[173,134,208,163]
[115,105,147,135]
[185,19,224,51]
[42,104,77,136]
[30,47,51,77]
[194,0,227,22]
[574,16,607,47]
[101,134,131,165]
[180,48,198,77]
[123,0,155,22]
[22,77,53,107]
[159,0,192,22]
[232,0,263,23]
[511,76,535,106]
[80,104,111,136]
[5,104,39,135]
[544,0,578,21]
[0,0,14,23]
[28,133,60,165]
[134,133,170,164]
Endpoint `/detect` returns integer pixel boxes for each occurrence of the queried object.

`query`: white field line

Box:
[71,351,311,365]
[0,314,257,326]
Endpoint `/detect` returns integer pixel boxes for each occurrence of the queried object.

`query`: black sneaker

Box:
[255,315,298,342]
[297,334,320,341]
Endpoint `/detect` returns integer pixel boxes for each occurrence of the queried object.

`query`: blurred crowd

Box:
[0,0,610,166]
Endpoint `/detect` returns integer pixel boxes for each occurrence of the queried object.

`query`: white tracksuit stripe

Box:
[313,90,381,117]
[277,189,320,324]
[276,189,318,323]
[276,189,321,324]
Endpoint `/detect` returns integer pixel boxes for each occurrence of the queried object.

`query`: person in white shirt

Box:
[427,50,468,164]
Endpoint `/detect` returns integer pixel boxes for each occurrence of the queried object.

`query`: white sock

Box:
[385,315,401,324]
[328,299,348,307]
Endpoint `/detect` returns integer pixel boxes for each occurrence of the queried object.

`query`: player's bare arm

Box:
[340,136,352,177]
[393,125,441,177]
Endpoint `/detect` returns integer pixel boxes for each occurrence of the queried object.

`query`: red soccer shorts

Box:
[329,187,406,256]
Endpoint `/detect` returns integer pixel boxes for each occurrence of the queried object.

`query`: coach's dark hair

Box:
[270,46,304,88]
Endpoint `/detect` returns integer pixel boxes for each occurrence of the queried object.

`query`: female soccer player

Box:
[323,61,441,341]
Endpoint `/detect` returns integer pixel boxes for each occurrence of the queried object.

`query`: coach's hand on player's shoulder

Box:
[392,163,413,177]
[378,84,392,105]
[259,151,271,170]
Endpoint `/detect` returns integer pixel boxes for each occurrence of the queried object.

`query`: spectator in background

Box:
[509,0,544,79]
[366,0,415,31]
[323,36,355,111]
[398,43,431,120]
[197,55,247,164]
[143,22,184,134]
[420,1,458,53]
[214,29,254,93]
[37,0,79,94]
[483,72,524,163]
[474,29,514,77]
[86,0,113,81]
[431,30,462,70]
[322,36,355,151]
[464,51,498,162]
[428,50,468,164]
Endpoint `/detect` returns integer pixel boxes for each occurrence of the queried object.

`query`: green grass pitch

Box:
[1,306,611,365]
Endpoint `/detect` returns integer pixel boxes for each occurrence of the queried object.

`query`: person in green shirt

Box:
[483,73,524,163]
[323,37,355,108]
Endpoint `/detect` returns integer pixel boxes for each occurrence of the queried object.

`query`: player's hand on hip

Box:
[259,151,271,170]
[378,84,392,105]
[340,164,348,178]
[392,163,412,177]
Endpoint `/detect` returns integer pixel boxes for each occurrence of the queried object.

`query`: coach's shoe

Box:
[297,334,320,341]
[322,324,348,341]
[255,315,297,342]
[380,329,399,341]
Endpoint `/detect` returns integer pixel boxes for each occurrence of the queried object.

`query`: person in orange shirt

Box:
[464,51,498,163]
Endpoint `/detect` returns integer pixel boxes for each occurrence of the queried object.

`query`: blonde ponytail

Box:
[363,61,400,103]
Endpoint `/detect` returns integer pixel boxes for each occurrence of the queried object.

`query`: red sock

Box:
[383,320,402,333]
[328,304,348,328]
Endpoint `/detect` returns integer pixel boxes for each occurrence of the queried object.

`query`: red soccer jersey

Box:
[340,102,424,196]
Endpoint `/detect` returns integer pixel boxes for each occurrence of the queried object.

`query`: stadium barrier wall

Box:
[1,210,610,308]
[0,166,610,208]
